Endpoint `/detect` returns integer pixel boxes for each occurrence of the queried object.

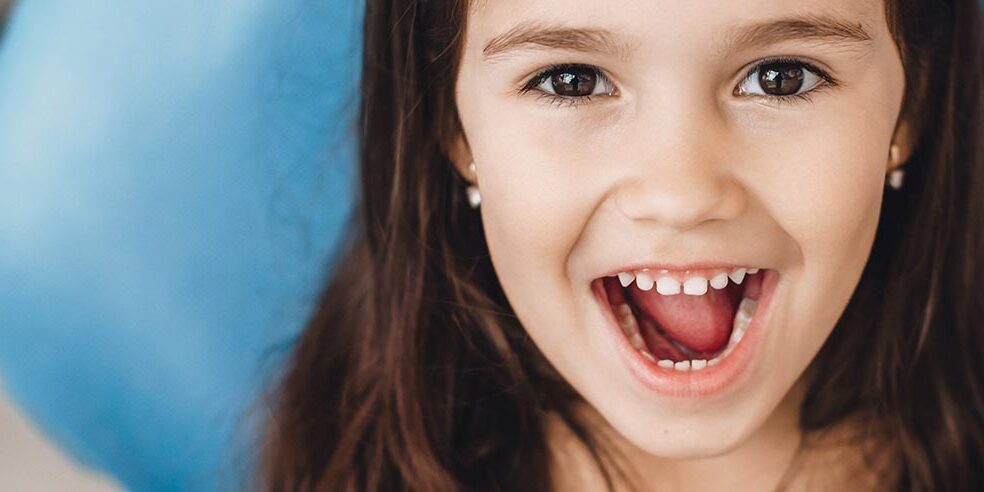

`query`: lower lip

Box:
[591,270,780,399]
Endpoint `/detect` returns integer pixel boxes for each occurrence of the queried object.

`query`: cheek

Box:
[764,132,885,266]
[460,103,617,351]
[773,108,895,269]
[469,109,613,286]
[476,153,604,371]
[750,98,899,368]
[760,132,886,356]
[477,138,599,317]
[762,48,904,275]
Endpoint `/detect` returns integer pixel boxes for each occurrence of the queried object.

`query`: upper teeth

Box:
[615,268,760,296]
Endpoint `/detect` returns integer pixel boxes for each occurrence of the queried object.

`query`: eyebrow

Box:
[719,15,873,55]
[482,22,630,60]
[482,15,873,61]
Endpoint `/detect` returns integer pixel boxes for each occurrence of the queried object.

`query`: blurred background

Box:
[0,0,360,489]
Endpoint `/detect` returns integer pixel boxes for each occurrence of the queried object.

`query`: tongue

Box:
[627,285,737,353]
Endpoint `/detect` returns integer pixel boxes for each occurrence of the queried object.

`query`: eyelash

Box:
[738,56,839,108]
[519,57,839,109]
[519,63,615,108]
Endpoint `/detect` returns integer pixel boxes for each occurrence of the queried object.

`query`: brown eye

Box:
[758,63,804,96]
[736,59,827,100]
[529,64,615,99]
[551,67,598,96]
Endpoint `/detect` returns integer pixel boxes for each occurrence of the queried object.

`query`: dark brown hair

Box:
[261,0,984,490]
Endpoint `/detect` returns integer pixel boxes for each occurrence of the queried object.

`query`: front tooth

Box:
[657,359,674,368]
[709,273,729,289]
[618,272,635,287]
[691,359,707,371]
[635,272,655,291]
[708,357,721,367]
[683,276,708,296]
[747,268,760,274]
[729,268,747,284]
[674,360,691,371]
[655,275,681,295]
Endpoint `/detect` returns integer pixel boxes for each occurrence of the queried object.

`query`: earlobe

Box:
[889,114,917,169]
[887,143,906,190]
[445,133,476,184]
[445,134,482,208]
[885,119,912,191]
[886,118,914,191]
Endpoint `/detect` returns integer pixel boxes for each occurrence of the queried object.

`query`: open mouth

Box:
[595,267,768,372]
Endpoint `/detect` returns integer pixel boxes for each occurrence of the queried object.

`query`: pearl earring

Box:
[465,162,481,208]
[887,143,905,190]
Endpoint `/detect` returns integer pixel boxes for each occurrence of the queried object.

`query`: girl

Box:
[262,0,984,490]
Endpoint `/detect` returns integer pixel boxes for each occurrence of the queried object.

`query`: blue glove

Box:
[0,0,359,489]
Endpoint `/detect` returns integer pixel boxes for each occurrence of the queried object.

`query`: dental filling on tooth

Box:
[603,269,765,363]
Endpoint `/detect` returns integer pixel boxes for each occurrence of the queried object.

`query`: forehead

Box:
[465,0,883,60]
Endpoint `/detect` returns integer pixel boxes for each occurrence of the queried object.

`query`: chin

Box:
[606,407,761,460]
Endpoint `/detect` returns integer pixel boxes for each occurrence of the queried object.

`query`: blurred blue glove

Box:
[0,0,360,489]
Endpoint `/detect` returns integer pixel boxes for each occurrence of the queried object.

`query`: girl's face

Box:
[453,0,907,457]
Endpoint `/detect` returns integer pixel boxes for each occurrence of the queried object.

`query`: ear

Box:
[445,132,476,185]
[889,62,931,170]
[889,115,917,170]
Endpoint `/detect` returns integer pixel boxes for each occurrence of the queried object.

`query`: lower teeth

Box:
[614,297,758,372]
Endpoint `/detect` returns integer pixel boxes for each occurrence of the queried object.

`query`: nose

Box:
[613,133,746,232]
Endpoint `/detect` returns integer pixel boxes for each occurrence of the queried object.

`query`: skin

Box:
[450,0,913,489]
